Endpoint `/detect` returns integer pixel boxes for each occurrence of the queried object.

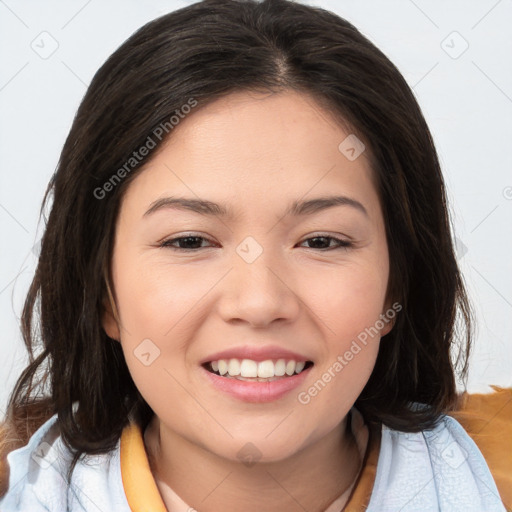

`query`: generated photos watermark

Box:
[93,97,198,200]
[297,301,402,405]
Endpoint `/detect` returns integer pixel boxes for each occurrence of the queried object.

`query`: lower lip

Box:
[201,365,313,403]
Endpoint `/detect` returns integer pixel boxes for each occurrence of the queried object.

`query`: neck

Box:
[144,414,362,512]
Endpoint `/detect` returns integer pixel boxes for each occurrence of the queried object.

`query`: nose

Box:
[217,244,301,328]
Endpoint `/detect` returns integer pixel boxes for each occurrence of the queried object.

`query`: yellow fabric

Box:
[120,420,167,511]
[119,415,381,512]
[120,387,512,512]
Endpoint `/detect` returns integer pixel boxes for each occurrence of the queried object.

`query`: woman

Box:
[0,0,510,510]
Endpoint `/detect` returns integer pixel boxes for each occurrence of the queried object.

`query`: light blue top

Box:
[0,410,506,511]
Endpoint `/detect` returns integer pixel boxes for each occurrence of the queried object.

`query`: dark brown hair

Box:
[0,0,472,496]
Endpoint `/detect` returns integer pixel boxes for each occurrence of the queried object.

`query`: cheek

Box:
[111,252,213,410]
[296,260,386,408]
[297,294,383,427]
[113,249,209,339]
[307,260,388,338]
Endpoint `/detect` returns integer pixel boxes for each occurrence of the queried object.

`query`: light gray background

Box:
[1,0,511,416]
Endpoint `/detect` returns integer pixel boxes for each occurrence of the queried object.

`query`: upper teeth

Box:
[210,359,307,378]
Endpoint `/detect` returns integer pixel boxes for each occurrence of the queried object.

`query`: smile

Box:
[201,359,315,402]
[204,358,313,380]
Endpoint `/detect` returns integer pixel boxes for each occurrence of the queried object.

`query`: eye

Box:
[297,235,353,251]
[159,234,215,251]
[159,234,353,252]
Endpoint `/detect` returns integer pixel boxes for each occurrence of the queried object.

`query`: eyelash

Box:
[159,234,353,252]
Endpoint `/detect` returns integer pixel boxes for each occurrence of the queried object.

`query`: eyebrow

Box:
[143,195,368,219]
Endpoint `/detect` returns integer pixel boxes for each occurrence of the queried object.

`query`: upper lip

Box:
[200,345,313,365]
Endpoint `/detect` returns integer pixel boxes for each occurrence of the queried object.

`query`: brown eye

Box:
[160,235,214,251]
[298,236,353,250]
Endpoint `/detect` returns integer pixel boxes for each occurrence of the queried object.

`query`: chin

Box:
[206,435,305,466]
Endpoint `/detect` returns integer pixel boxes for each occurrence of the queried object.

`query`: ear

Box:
[380,316,395,337]
[102,295,121,342]
[101,267,122,342]
[379,299,400,337]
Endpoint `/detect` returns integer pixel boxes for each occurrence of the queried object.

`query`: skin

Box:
[102,89,394,512]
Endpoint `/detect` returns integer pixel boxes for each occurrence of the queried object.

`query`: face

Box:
[102,89,392,463]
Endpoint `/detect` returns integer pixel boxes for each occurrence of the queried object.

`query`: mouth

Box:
[202,358,314,382]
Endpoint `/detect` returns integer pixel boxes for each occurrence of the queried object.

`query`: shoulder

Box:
[448,385,512,511]
[366,397,508,512]
[0,413,131,512]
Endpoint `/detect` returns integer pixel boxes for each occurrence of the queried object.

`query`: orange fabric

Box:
[120,420,167,511]
[120,387,512,512]
[343,421,381,511]
[448,385,512,511]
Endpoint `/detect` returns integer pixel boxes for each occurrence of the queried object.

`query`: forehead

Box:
[162,89,368,163]
[120,89,380,219]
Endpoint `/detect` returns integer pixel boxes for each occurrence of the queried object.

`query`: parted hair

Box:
[0,0,472,496]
